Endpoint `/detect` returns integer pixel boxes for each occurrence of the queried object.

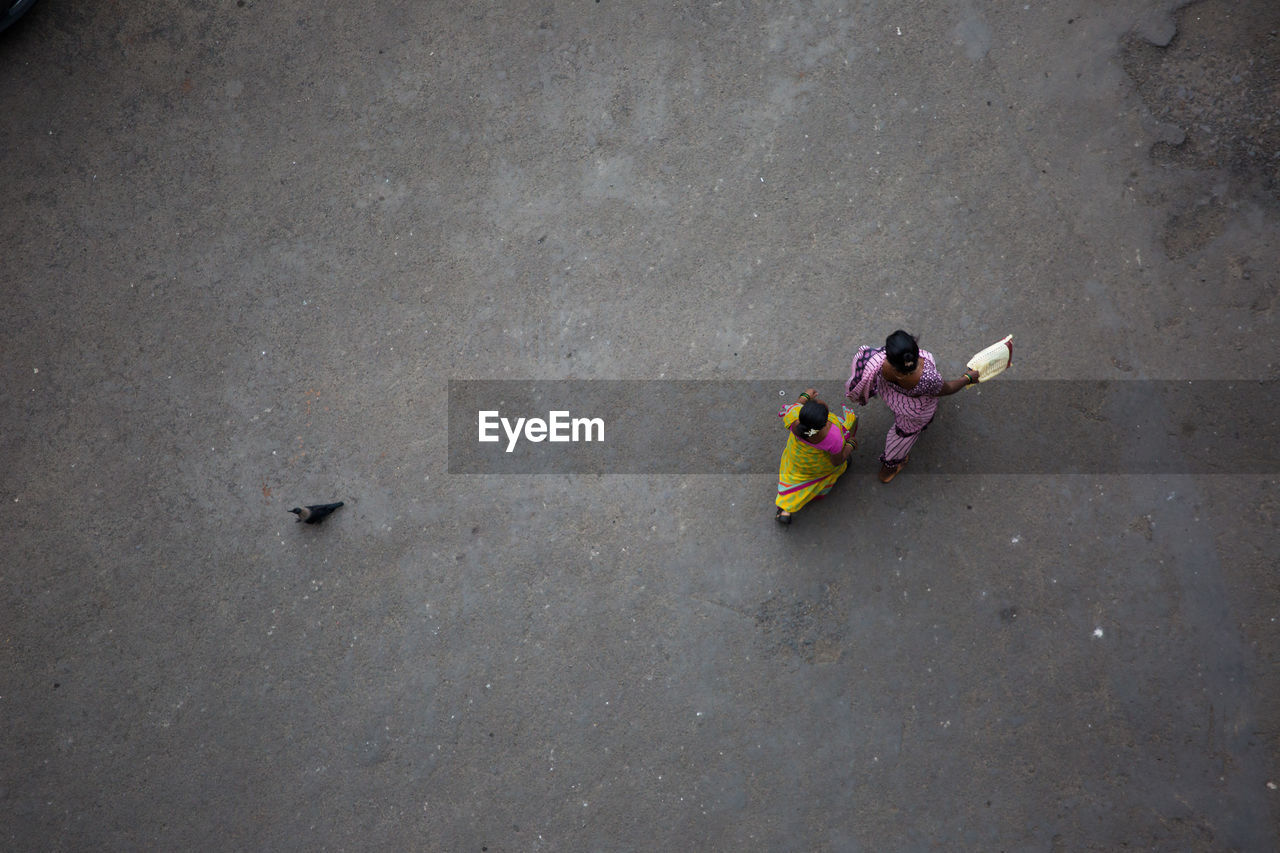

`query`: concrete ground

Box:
[2,0,1277,850]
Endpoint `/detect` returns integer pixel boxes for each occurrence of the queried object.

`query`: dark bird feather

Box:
[289,502,344,524]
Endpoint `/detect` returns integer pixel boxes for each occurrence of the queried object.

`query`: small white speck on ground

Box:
[1093,627,1104,638]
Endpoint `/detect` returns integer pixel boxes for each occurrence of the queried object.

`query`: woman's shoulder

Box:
[918,350,942,376]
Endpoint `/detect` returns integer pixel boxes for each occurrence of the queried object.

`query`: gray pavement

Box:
[2,0,1277,850]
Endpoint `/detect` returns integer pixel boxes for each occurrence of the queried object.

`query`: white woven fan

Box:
[966,334,1013,382]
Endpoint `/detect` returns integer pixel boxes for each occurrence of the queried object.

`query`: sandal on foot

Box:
[775,507,792,525]
[878,457,908,484]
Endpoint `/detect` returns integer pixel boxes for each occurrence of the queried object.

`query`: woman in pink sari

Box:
[846,330,980,483]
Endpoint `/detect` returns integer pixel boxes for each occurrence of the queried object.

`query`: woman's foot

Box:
[775,507,792,525]
[878,457,908,483]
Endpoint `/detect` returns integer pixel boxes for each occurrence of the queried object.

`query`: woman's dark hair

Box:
[885,330,919,373]
[798,400,829,432]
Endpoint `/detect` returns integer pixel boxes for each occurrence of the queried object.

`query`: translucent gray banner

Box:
[447,380,1278,474]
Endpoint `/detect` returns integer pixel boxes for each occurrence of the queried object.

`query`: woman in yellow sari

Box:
[775,388,857,524]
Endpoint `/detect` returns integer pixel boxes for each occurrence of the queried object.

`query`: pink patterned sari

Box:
[846,346,943,467]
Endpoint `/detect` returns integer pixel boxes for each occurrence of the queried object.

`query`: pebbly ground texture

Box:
[2,0,1277,850]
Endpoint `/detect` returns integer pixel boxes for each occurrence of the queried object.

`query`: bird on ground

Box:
[289,502,344,524]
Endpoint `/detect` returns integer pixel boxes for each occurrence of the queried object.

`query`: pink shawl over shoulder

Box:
[845,346,885,405]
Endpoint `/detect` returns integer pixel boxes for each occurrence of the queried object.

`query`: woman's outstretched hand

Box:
[939,369,980,397]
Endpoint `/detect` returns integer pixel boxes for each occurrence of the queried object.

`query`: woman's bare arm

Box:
[938,369,979,397]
